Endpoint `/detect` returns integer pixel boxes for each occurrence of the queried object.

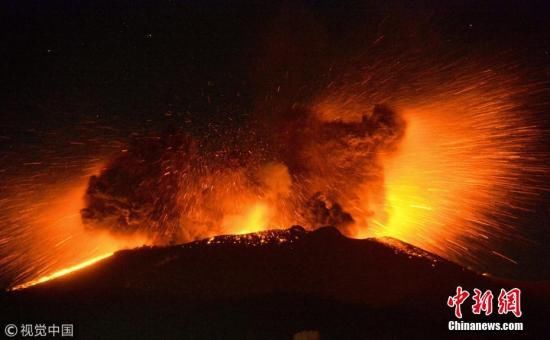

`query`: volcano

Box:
[1,226,548,339]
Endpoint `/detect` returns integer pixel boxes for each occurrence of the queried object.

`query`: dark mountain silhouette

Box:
[1,226,548,339]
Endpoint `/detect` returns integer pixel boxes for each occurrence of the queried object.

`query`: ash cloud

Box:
[81,2,407,243]
[81,104,405,244]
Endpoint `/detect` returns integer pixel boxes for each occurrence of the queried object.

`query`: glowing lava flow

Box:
[9,252,113,291]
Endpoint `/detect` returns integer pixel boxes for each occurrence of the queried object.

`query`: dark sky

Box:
[1,0,550,279]
[2,0,549,127]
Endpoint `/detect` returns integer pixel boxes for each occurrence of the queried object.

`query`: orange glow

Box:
[370,105,487,243]
[2,164,150,291]
[363,91,544,264]
[9,252,113,291]
[222,201,271,235]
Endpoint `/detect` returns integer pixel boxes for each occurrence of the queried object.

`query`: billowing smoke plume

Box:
[81,104,405,244]
[79,3,407,244]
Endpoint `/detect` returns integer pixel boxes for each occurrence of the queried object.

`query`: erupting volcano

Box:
[80,103,405,243]
[2,56,548,291]
[1,2,550,337]
[78,59,546,275]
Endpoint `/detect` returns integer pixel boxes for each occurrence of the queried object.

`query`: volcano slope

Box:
[1,226,548,339]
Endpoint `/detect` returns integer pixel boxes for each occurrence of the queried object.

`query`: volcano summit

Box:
[2,227,547,339]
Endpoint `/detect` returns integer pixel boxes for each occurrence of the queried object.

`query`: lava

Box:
[9,252,113,291]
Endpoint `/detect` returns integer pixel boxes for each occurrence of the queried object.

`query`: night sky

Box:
[3,1,549,129]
